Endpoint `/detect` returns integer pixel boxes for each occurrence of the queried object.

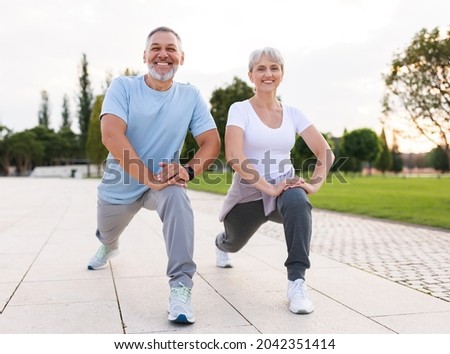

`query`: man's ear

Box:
[180,52,185,65]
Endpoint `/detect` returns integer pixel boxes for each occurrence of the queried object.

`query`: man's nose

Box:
[158,49,168,59]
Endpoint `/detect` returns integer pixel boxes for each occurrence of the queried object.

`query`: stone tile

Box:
[114,276,255,334]
[201,268,286,296]
[8,279,117,306]
[0,253,36,282]
[309,266,450,317]
[0,282,17,312]
[222,289,393,334]
[24,262,113,282]
[0,302,123,333]
[373,311,450,333]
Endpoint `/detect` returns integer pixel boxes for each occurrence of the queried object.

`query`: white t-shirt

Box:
[227,100,312,179]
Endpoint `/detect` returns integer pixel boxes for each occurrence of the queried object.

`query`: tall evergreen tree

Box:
[375,128,393,174]
[390,129,404,174]
[38,90,50,128]
[61,94,71,130]
[77,53,94,155]
[86,95,108,175]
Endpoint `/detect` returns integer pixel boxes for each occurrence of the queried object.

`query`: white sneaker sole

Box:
[216,262,233,268]
[168,313,196,324]
[289,304,314,314]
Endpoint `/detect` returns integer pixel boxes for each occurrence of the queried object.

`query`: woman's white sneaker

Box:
[216,247,233,268]
[287,279,314,314]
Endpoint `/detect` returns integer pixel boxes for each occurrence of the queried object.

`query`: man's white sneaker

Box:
[216,247,233,268]
[287,279,314,314]
[168,283,195,324]
[87,244,119,270]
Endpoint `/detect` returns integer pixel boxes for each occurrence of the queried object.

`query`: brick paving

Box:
[258,210,450,303]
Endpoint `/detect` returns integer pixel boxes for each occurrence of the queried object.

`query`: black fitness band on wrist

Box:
[184,165,195,181]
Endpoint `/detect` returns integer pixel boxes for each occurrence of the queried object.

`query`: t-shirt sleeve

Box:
[291,106,313,134]
[226,102,247,130]
[189,89,217,137]
[100,77,129,124]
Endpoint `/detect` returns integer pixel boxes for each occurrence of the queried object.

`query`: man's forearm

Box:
[187,130,220,178]
[105,138,159,188]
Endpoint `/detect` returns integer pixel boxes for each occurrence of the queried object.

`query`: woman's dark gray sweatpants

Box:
[216,187,312,281]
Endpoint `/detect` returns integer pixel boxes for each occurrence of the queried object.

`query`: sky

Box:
[1,0,449,153]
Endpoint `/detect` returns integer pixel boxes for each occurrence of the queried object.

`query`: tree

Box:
[8,131,44,175]
[0,125,12,175]
[59,94,80,163]
[61,94,71,130]
[28,126,61,166]
[390,129,403,174]
[123,68,140,76]
[77,53,94,154]
[428,146,449,174]
[383,27,450,168]
[375,128,393,174]
[339,129,361,174]
[209,77,254,160]
[391,152,404,174]
[57,128,81,163]
[291,133,334,175]
[38,90,50,128]
[86,95,108,175]
[340,128,381,174]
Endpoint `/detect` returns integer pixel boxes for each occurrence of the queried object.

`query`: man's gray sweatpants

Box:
[96,186,195,288]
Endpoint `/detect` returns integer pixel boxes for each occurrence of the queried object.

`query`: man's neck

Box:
[144,74,173,91]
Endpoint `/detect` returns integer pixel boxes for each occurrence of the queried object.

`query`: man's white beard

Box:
[147,64,179,82]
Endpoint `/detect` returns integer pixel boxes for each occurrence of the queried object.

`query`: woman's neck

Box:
[250,92,281,110]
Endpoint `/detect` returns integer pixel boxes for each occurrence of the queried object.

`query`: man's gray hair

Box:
[146,26,183,51]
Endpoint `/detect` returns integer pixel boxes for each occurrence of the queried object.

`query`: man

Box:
[87,26,220,324]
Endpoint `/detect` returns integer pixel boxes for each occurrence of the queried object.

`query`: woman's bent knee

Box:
[280,188,312,210]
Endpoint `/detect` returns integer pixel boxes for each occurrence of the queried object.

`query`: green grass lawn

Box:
[188,172,450,230]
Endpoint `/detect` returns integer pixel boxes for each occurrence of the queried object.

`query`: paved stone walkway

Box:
[259,211,450,302]
[1,177,450,335]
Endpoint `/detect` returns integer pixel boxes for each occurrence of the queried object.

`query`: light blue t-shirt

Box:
[98,75,217,204]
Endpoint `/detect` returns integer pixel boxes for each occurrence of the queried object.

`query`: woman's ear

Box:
[248,71,254,83]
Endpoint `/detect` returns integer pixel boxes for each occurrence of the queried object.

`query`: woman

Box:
[215,47,334,314]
